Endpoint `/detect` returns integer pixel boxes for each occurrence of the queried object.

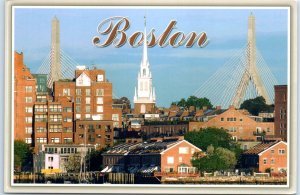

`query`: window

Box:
[36,127,46,133]
[36,137,47,143]
[240,118,243,121]
[25,117,32,124]
[25,97,33,103]
[96,125,101,129]
[86,105,91,113]
[63,107,72,112]
[63,117,72,122]
[96,89,104,96]
[179,147,189,154]
[63,88,70,96]
[86,89,91,96]
[25,138,32,144]
[167,156,174,164]
[36,95,47,102]
[25,127,32,134]
[49,124,62,132]
[220,118,224,121]
[25,86,33,92]
[112,114,119,121]
[51,138,60,143]
[228,127,237,132]
[232,136,237,141]
[271,159,275,165]
[25,107,33,113]
[63,127,73,133]
[75,106,81,113]
[48,166,53,169]
[86,97,91,104]
[97,74,104,82]
[49,114,62,122]
[64,138,73,144]
[271,149,275,154]
[35,105,47,112]
[49,105,62,112]
[97,106,103,113]
[97,97,103,104]
[76,114,81,119]
[48,157,54,162]
[263,158,267,164]
[76,97,81,104]
[76,89,81,95]
[35,114,47,122]
[85,114,91,119]
[279,149,286,155]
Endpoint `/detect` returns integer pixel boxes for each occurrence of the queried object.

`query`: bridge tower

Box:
[48,16,62,89]
[231,13,271,108]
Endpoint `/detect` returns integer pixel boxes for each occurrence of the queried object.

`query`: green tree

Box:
[177,98,187,107]
[240,96,274,116]
[14,140,33,172]
[191,146,237,172]
[172,96,213,109]
[184,127,233,151]
[64,154,81,173]
[185,127,242,160]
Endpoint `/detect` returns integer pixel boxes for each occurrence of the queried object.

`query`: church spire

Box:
[142,15,148,66]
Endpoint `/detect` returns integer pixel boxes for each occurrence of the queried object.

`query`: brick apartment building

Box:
[32,66,121,150]
[241,141,287,174]
[189,106,274,142]
[14,52,36,144]
[102,139,202,174]
[274,85,288,141]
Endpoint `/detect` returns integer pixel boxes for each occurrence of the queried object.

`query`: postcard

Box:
[4,0,297,194]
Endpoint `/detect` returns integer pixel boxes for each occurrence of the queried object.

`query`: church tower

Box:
[133,16,156,114]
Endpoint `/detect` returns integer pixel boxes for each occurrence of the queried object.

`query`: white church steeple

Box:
[133,16,156,114]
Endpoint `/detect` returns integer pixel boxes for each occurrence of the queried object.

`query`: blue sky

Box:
[14,7,289,107]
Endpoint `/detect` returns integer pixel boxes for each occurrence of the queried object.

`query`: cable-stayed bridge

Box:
[194,14,278,109]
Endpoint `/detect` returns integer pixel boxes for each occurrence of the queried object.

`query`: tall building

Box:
[48,16,62,89]
[274,85,288,141]
[133,17,156,114]
[14,52,36,144]
[57,66,121,147]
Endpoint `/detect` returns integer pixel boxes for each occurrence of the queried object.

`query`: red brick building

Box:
[102,139,202,174]
[189,106,274,141]
[274,85,288,141]
[14,52,36,144]
[241,141,287,174]
[160,140,202,173]
[33,66,121,150]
